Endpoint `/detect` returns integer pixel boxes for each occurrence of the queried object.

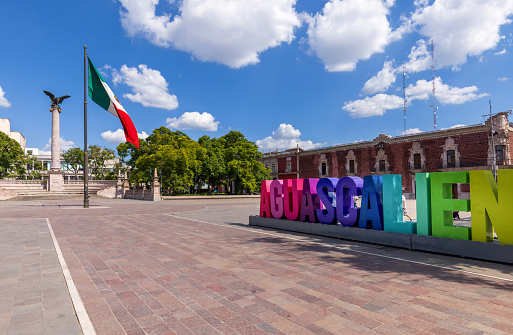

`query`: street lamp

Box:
[484,101,512,181]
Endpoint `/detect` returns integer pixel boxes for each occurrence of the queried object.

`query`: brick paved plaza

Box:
[1,197,513,334]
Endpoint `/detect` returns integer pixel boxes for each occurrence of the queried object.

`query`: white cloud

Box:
[112,64,178,110]
[401,128,422,135]
[362,60,398,95]
[345,75,488,118]
[0,85,11,108]
[404,39,431,73]
[119,0,301,68]
[272,123,301,139]
[411,0,513,68]
[343,94,404,118]
[101,129,149,144]
[499,77,509,81]
[406,77,488,105]
[304,0,400,72]
[256,124,323,151]
[166,111,219,131]
[449,124,466,129]
[139,131,149,139]
[440,124,467,130]
[42,137,76,153]
[495,48,507,55]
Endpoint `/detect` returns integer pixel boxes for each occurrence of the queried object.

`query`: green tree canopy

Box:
[88,145,115,180]
[0,131,26,179]
[117,138,149,172]
[61,147,84,179]
[197,135,226,193]
[133,127,206,192]
[220,131,269,194]
[116,127,270,194]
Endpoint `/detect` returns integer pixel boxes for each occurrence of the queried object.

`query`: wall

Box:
[267,114,510,197]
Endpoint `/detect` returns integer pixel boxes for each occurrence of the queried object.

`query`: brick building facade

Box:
[260,113,513,198]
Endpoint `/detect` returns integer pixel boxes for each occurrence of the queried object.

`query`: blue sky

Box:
[1,0,513,154]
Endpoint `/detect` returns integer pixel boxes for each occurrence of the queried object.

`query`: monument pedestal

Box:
[48,170,64,191]
[151,168,161,201]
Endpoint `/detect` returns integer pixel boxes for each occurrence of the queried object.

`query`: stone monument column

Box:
[48,105,64,191]
[51,106,61,170]
[43,90,70,192]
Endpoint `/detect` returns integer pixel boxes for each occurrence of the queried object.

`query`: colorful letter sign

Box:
[358,175,383,230]
[259,171,513,246]
[270,180,284,219]
[430,172,471,240]
[300,178,320,223]
[336,177,363,227]
[470,170,513,245]
[382,174,416,234]
[283,179,303,221]
[316,178,338,224]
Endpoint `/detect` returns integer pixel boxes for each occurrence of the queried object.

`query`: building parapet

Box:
[298,123,486,156]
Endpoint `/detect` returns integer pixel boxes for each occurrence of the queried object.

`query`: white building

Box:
[0,118,26,151]
[25,147,120,181]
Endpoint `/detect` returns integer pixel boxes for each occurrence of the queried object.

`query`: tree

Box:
[0,131,26,179]
[88,145,115,180]
[134,128,206,193]
[116,138,149,173]
[220,131,269,194]
[61,147,84,179]
[198,135,226,193]
[115,126,270,194]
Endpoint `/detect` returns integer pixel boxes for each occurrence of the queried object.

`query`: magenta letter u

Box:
[283,179,303,221]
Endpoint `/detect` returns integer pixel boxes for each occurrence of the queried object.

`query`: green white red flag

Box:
[87,58,139,148]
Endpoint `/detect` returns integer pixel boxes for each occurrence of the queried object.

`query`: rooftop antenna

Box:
[402,65,407,133]
[430,39,438,130]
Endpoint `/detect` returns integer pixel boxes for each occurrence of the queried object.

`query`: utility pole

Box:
[489,100,496,181]
[482,103,512,181]
[403,66,407,133]
[430,39,438,130]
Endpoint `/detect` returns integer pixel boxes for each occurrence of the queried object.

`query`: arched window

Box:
[319,154,328,176]
[441,137,460,168]
[374,148,389,173]
[345,150,357,175]
[409,142,425,170]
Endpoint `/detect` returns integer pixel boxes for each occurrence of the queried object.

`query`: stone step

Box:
[17,191,87,195]
[0,186,46,190]
[17,189,101,195]
[64,186,109,190]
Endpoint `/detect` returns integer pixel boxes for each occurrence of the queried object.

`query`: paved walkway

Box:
[0,198,512,334]
[0,218,81,335]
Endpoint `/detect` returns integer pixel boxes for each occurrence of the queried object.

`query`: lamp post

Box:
[483,102,512,181]
[489,101,497,181]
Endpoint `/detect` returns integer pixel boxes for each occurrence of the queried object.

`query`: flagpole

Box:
[84,45,89,208]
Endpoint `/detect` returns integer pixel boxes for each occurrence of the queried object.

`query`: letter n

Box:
[470,170,513,245]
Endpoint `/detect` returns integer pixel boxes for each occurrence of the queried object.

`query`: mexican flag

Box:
[87,58,139,149]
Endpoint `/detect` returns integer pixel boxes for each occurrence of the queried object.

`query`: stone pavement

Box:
[0,218,81,335]
[0,198,513,334]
